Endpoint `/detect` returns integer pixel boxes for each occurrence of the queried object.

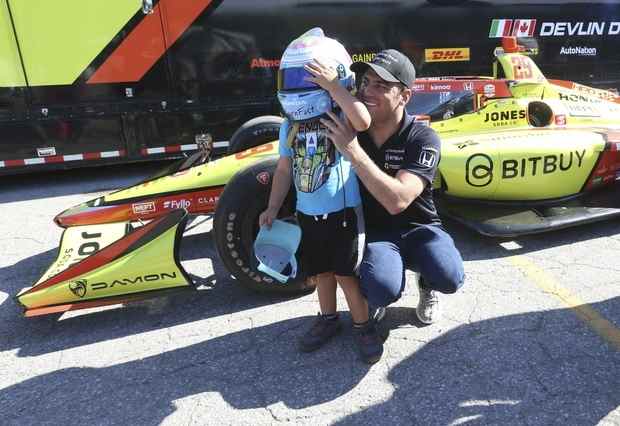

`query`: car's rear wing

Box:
[493,37,546,83]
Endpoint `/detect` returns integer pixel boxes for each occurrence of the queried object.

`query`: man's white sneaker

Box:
[416,277,440,324]
[371,306,387,324]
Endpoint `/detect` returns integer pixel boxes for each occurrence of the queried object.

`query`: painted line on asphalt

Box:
[509,255,620,351]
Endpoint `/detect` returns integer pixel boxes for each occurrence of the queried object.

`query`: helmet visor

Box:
[278,67,319,91]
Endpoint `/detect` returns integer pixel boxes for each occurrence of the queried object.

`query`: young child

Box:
[258,28,383,364]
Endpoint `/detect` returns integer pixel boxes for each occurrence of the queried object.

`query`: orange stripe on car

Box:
[88,0,214,84]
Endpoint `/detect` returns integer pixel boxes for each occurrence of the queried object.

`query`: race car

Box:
[16,38,620,317]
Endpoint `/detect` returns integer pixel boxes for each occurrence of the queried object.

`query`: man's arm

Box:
[321,111,424,215]
[353,152,425,214]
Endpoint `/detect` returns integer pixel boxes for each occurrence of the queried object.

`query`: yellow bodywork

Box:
[17,217,190,309]
[105,142,279,202]
[4,0,140,86]
[438,130,604,200]
[0,2,26,87]
[423,48,620,201]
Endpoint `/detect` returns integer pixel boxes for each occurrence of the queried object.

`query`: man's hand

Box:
[304,59,339,93]
[320,111,359,157]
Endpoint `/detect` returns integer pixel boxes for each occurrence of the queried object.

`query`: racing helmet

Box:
[277,28,354,122]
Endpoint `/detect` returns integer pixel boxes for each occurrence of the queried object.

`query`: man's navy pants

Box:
[359,224,465,308]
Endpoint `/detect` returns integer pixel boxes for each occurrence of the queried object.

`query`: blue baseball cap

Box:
[254,219,302,283]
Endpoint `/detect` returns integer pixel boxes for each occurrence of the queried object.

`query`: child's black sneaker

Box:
[299,313,342,352]
[352,321,384,364]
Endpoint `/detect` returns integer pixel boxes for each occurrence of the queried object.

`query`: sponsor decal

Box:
[465,150,586,186]
[411,83,425,91]
[198,196,219,205]
[540,22,618,37]
[256,171,270,185]
[466,153,494,187]
[234,143,274,160]
[563,104,600,117]
[430,84,452,91]
[558,92,602,116]
[352,52,376,62]
[572,83,619,102]
[490,19,620,38]
[132,201,156,215]
[559,93,601,103]
[511,56,535,80]
[37,147,56,157]
[425,48,470,63]
[91,272,177,291]
[560,46,597,56]
[463,82,474,91]
[383,148,405,170]
[250,58,280,69]
[69,279,87,298]
[483,84,496,97]
[163,199,191,209]
[77,231,102,257]
[418,148,438,168]
[385,149,404,162]
[484,110,527,127]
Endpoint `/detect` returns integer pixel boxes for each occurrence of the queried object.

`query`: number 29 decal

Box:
[511,56,533,80]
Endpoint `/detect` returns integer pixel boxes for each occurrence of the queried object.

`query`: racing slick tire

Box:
[214,157,312,294]
[227,115,284,154]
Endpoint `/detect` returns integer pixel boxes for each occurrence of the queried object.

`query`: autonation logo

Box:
[560,46,597,56]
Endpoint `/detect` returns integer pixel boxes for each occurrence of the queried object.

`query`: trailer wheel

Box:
[228,115,284,154]
[214,157,312,294]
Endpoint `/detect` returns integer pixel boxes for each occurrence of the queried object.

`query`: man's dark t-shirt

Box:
[358,112,442,232]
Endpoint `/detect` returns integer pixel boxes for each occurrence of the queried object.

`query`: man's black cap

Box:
[351,49,416,89]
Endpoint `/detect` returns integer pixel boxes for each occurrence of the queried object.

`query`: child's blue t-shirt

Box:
[279,118,361,216]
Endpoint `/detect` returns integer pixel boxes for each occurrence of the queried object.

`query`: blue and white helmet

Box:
[277,28,354,122]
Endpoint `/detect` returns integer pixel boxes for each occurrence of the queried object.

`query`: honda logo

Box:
[418,148,437,168]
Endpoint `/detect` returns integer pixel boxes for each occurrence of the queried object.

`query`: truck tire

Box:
[214,157,312,294]
[227,115,284,154]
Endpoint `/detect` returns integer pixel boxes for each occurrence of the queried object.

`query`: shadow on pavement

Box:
[1,298,617,424]
[442,215,620,262]
[0,227,312,357]
[337,297,620,425]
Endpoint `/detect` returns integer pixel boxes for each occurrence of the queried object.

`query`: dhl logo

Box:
[425,48,470,63]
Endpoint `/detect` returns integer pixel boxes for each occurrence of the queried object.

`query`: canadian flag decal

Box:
[512,19,537,37]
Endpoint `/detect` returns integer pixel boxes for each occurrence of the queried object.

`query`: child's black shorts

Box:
[297,207,364,277]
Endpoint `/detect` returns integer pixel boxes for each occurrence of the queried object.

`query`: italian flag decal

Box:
[489,19,513,37]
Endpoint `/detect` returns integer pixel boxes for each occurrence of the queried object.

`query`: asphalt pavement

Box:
[1,162,618,425]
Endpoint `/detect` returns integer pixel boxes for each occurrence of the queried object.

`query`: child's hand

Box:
[304,59,340,93]
[259,206,279,228]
